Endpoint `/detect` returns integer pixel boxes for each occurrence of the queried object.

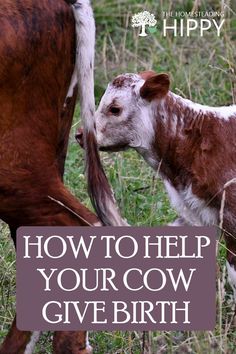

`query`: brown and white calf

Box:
[0,0,125,353]
[77,70,236,307]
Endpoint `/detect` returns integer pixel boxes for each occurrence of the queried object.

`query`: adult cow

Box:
[0,0,125,353]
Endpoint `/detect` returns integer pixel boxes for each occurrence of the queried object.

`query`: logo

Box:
[131,11,157,37]
[131,10,225,37]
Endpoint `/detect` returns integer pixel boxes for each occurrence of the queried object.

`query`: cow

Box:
[76,70,236,313]
[0,0,125,353]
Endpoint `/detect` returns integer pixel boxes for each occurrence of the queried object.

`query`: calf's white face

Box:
[95,73,144,151]
[95,72,170,151]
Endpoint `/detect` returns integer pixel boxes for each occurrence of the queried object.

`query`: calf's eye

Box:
[109,106,121,115]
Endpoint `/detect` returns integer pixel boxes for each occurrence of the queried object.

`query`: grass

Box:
[1,0,236,352]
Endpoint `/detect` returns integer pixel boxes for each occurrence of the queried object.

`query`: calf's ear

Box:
[140,73,170,101]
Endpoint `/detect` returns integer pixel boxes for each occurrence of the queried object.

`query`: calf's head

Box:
[95,71,170,151]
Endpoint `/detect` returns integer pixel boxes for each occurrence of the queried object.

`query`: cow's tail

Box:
[69,0,128,226]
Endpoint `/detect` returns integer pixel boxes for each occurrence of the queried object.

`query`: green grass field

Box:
[1,0,236,352]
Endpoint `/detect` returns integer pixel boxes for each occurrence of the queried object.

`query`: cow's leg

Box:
[53,331,92,354]
[0,321,92,354]
[0,317,40,354]
[0,228,38,354]
[0,180,98,354]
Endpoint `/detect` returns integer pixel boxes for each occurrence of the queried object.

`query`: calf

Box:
[77,70,236,310]
[0,0,125,353]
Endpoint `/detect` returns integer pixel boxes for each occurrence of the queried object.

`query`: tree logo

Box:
[131,11,157,37]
